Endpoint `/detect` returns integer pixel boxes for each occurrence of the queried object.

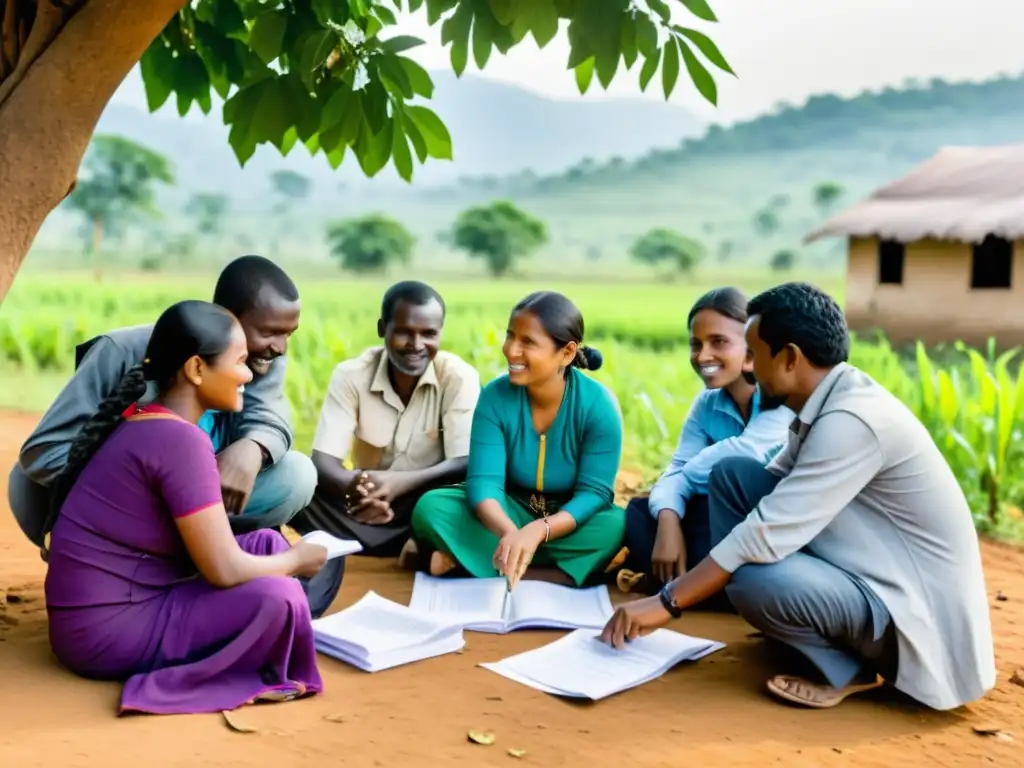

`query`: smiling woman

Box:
[409,291,626,589]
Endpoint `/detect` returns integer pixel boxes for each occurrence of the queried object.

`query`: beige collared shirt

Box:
[311,347,480,471]
[710,363,995,711]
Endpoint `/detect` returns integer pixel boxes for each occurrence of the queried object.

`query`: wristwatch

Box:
[658,583,684,619]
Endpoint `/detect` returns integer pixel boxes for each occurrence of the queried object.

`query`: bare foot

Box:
[429,550,457,577]
[766,674,884,709]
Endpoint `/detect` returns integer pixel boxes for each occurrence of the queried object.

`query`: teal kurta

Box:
[411,368,626,586]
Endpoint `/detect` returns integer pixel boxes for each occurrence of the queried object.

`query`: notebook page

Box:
[408,574,506,623]
[506,581,613,628]
[313,592,454,653]
[483,629,723,700]
[301,530,364,559]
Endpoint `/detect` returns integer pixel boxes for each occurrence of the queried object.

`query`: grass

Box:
[2,271,1023,540]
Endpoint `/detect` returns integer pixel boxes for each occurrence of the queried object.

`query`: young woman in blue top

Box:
[410,291,626,589]
[620,287,792,597]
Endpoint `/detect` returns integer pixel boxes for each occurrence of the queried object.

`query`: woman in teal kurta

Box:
[410,291,626,588]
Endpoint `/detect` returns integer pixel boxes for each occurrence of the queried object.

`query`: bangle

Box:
[542,518,551,543]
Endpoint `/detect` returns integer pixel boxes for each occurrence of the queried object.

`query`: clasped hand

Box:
[492,522,545,591]
[346,471,404,525]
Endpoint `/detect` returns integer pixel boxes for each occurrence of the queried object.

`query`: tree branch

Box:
[0,1,81,107]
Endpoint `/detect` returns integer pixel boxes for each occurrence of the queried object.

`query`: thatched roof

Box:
[805,144,1024,244]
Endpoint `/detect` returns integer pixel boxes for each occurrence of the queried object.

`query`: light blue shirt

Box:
[647,386,793,519]
[197,410,223,453]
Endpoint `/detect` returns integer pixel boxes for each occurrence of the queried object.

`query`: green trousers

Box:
[410,485,626,587]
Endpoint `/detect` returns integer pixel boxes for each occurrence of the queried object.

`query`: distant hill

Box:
[36,72,1024,276]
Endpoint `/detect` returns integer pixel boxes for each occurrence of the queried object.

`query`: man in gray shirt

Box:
[8,255,317,553]
[601,282,995,712]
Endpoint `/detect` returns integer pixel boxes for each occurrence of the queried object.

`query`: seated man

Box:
[291,280,480,557]
[601,282,995,712]
[9,255,317,552]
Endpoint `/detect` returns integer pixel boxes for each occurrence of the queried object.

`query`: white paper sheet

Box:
[300,530,363,560]
[480,629,725,700]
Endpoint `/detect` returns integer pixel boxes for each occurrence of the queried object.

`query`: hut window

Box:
[877,240,905,285]
[970,236,1013,289]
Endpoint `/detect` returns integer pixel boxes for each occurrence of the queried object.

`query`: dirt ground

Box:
[1,412,1022,767]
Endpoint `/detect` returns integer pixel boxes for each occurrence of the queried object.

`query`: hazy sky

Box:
[114,0,1024,123]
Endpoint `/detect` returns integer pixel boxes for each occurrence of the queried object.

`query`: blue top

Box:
[647,386,793,518]
[467,368,623,526]
[197,410,223,453]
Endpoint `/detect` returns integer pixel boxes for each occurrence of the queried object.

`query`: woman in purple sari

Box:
[43,300,329,715]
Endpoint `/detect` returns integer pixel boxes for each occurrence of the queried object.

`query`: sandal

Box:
[766,674,884,709]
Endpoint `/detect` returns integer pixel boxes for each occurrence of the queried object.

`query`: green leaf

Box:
[193,21,235,98]
[529,1,559,47]
[638,48,660,91]
[444,4,472,75]
[225,82,265,165]
[408,0,425,11]
[139,40,175,111]
[355,120,394,176]
[675,26,733,73]
[380,34,426,53]
[362,79,390,134]
[487,0,517,26]
[285,76,321,141]
[250,78,292,149]
[472,14,492,69]
[398,56,434,97]
[574,57,594,95]
[249,10,289,64]
[647,0,671,22]
[348,0,371,18]
[426,0,459,24]
[373,4,399,25]
[337,93,365,143]
[678,0,718,22]
[678,38,717,104]
[405,105,453,160]
[279,127,299,156]
[402,111,429,162]
[299,30,336,90]
[378,54,414,98]
[392,120,414,181]
[321,86,353,131]
[310,0,349,27]
[635,13,658,57]
[174,54,211,117]
[620,16,638,70]
[326,144,347,170]
[661,38,679,99]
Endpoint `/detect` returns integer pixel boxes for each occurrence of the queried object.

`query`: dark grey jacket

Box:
[18,323,293,487]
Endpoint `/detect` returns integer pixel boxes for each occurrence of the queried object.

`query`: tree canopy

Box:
[326,213,415,272]
[139,0,732,181]
[629,227,703,273]
[451,199,546,276]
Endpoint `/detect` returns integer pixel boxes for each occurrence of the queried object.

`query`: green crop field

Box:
[2,272,1023,538]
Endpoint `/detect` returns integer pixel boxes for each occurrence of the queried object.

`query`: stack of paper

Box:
[480,628,725,700]
[312,591,465,672]
[408,573,614,633]
[300,530,363,559]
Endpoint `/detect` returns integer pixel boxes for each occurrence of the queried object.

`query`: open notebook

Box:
[300,530,363,560]
[312,591,465,672]
[407,573,614,633]
[480,628,725,700]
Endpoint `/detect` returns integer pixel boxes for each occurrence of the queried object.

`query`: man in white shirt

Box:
[601,282,995,711]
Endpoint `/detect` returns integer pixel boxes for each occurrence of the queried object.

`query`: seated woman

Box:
[408,291,626,589]
[43,300,330,716]
[620,287,793,597]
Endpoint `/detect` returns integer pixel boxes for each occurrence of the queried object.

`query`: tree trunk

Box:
[0,0,187,304]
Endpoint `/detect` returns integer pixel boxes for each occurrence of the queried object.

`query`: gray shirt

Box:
[710,363,995,711]
[18,324,294,487]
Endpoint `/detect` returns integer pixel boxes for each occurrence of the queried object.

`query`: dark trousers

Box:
[291,475,463,557]
[709,456,899,688]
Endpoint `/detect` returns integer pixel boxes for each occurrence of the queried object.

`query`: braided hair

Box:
[511,291,604,375]
[44,300,238,544]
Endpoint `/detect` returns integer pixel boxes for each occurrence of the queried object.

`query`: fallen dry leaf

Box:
[1009,669,1024,688]
[222,710,258,733]
[508,748,527,758]
[972,723,1005,736]
[468,730,496,745]
[323,713,346,723]
[486,696,503,701]
[996,591,1008,602]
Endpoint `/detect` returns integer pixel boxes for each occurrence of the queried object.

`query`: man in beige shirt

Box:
[601,282,994,712]
[292,281,481,556]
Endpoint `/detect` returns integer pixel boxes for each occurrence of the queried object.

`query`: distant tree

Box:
[717,239,735,262]
[65,135,174,257]
[326,214,414,274]
[753,208,781,239]
[451,201,547,278]
[629,228,704,274]
[270,170,312,212]
[770,249,795,272]
[585,245,603,262]
[768,193,790,210]
[185,193,229,239]
[813,182,845,218]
